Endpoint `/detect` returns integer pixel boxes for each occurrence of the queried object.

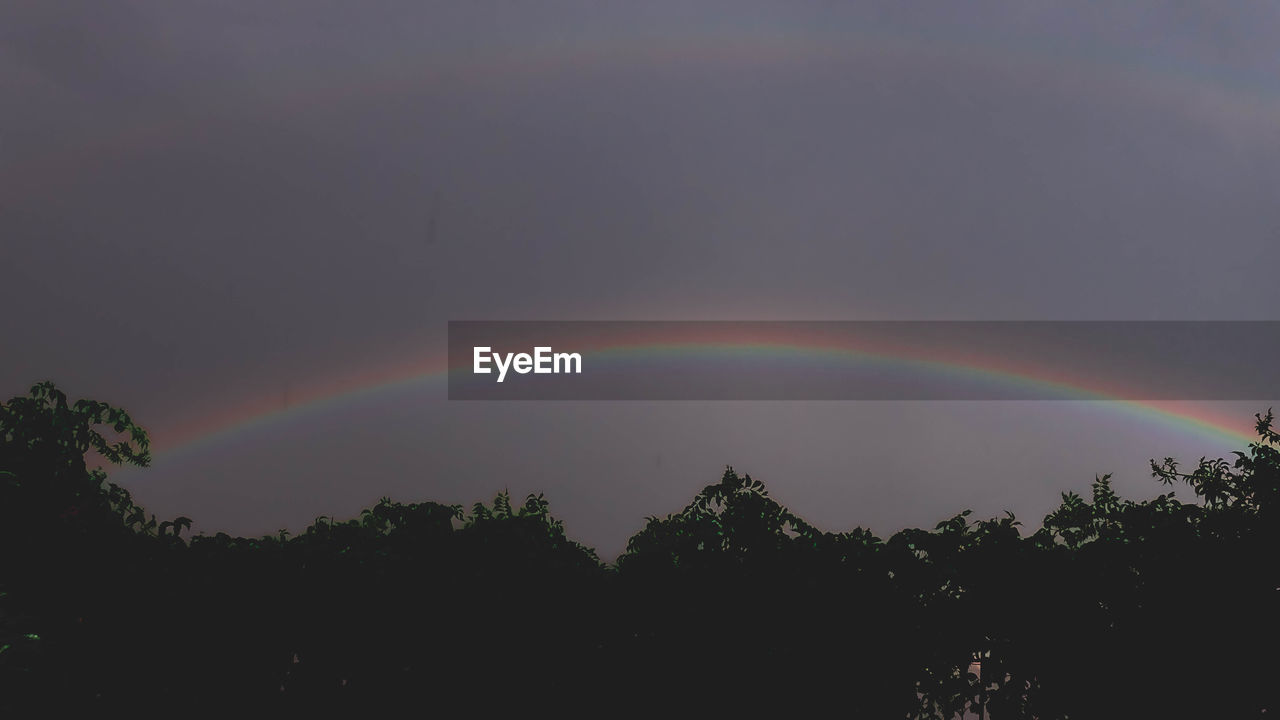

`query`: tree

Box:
[0,382,154,705]
[4,382,1278,716]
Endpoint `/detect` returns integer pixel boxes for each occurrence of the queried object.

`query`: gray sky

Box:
[4,1,1278,558]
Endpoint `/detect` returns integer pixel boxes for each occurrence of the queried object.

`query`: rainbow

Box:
[153,332,1267,459]
[14,17,1280,199]
[41,18,1271,458]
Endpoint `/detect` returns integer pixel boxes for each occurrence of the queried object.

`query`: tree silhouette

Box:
[2,383,1277,716]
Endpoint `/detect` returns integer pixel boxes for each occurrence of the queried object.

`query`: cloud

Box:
[4,1,1278,553]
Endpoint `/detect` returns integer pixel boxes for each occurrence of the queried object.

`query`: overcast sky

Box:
[4,1,1278,557]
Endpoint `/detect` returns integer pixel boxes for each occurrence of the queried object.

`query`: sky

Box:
[3,1,1279,559]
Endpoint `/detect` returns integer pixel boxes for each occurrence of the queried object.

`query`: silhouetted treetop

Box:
[3,383,1278,717]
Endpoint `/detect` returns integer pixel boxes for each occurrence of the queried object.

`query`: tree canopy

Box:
[2,382,1277,717]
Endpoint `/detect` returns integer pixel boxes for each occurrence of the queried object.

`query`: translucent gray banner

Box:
[447,321,1280,400]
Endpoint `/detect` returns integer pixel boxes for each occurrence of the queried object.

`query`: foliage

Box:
[2,383,1278,716]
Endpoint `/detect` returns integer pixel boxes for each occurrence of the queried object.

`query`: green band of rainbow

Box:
[155,336,1265,458]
